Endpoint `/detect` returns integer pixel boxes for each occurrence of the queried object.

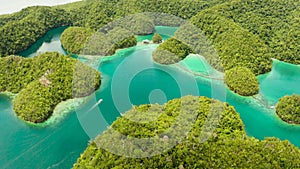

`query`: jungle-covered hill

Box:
[0,52,101,123]
[1,0,300,166]
[73,96,300,168]
[1,0,299,72]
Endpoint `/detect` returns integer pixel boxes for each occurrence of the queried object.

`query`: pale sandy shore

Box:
[0,91,90,127]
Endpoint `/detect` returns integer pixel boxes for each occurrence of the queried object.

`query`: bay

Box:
[1,26,300,169]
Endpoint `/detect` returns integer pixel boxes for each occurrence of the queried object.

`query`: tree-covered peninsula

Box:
[0,52,101,123]
[276,95,300,124]
[1,0,300,167]
[73,96,300,168]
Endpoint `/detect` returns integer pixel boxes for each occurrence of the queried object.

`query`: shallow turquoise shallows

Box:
[1,26,300,169]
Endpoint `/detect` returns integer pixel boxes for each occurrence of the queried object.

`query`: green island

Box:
[225,67,259,96]
[276,95,300,124]
[61,26,137,56]
[74,96,300,168]
[152,33,163,44]
[1,0,300,168]
[152,38,194,64]
[60,27,94,54]
[0,52,101,123]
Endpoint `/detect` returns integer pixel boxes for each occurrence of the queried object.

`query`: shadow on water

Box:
[18,26,68,58]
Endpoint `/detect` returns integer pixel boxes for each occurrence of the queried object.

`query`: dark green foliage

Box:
[152,38,194,64]
[82,27,137,56]
[73,96,300,168]
[172,22,223,71]
[72,62,101,97]
[108,28,137,51]
[2,0,299,73]
[54,1,88,11]
[0,52,101,123]
[100,14,155,35]
[225,67,259,96]
[132,0,228,20]
[1,0,300,166]
[0,0,231,57]
[69,0,119,30]
[0,56,34,93]
[152,33,162,44]
[276,95,300,124]
[60,27,95,54]
[0,6,72,57]
[196,0,300,67]
[69,0,227,30]
[0,7,34,27]
[190,12,272,75]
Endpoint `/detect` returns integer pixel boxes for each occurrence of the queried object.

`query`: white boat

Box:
[88,99,103,111]
[97,99,103,104]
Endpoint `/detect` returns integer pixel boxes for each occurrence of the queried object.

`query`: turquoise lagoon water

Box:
[19,27,68,57]
[1,26,300,168]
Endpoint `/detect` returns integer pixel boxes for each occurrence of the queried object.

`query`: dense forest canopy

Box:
[276,95,300,124]
[99,13,155,35]
[0,0,298,126]
[81,27,137,56]
[152,33,163,44]
[0,6,71,56]
[0,52,101,123]
[1,0,300,167]
[0,0,227,56]
[152,38,194,64]
[1,0,299,74]
[224,67,259,96]
[73,96,300,168]
[204,0,300,65]
[60,27,95,54]
[190,11,273,75]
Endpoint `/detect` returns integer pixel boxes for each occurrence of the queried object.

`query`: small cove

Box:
[1,26,300,168]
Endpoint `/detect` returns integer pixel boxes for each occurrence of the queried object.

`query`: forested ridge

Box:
[0,52,101,123]
[0,6,71,56]
[73,96,300,168]
[204,0,300,65]
[1,0,299,72]
[0,0,227,56]
[1,0,300,166]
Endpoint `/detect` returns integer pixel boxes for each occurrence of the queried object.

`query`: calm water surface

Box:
[1,26,300,169]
